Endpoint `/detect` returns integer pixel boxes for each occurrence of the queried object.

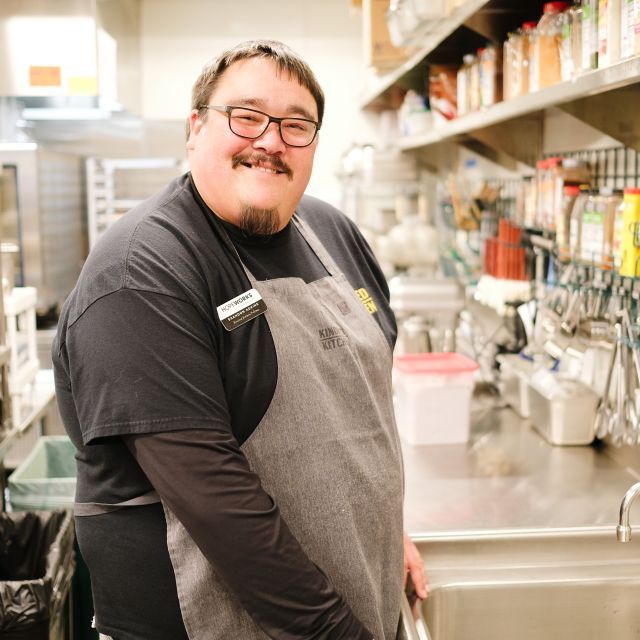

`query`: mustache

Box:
[232,153,293,179]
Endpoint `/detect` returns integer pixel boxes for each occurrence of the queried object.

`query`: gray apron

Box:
[86,215,405,639]
[164,216,404,639]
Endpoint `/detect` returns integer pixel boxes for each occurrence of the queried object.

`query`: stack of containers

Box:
[483,219,528,280]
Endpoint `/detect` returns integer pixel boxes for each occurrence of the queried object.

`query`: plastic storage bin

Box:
[8,436,97,640]
[0,510,75,640]
[8,436,76,511]
[393,353,479,445]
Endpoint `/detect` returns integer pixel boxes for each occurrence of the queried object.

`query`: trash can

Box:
[8,437,76,511]
[0,509,75,640]
[8,436,97,640]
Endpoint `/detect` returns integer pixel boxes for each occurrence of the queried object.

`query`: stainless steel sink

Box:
[405,527,640,640]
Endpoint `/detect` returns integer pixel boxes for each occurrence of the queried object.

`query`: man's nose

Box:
[253,121,285,153]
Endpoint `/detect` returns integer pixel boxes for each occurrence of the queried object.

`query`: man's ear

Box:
[186,110,203,151]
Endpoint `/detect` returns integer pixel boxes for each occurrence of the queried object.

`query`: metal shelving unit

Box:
[360,0,640,167]
[359,0,490,109]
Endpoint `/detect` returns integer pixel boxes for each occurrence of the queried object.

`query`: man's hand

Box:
[403,532,429,599]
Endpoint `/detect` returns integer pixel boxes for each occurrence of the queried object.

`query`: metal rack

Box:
[86,157,184,249]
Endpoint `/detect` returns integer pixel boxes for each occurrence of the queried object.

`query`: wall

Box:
[140,0,377,207]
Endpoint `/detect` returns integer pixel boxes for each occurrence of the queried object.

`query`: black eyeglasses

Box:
[201,105,320,148]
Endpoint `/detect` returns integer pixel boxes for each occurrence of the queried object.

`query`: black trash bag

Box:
[0,510,75,636]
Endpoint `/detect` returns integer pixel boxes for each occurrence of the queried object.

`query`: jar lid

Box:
[536,159,548,168]
[522,21,537,30]
[563,185,581,196]
[624,187,640,195]
[544,2,569,12]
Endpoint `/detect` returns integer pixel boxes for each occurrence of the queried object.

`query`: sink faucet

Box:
[617,482,640,542]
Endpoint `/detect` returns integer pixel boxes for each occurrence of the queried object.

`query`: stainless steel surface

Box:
[617,481,640,542]
[410,527,640,640]
[528,378,598,446]
[0,143,85,312]
[403,399,640,535]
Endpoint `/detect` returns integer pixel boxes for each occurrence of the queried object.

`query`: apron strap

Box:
[74,490,160,516]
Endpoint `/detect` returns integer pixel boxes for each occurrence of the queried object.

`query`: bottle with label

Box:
[531,2,570,91]
[560,8,575,80]
[582,0,599,70]
[598,0,621,67]
[612,191,626,268]
[621,0,637,58]
[468,53,481,112]
[558,185,581,259]
[570,4,584,77]
[620,188,640,277]
[517,22,537,96]
[601,188,623,269]
[569,187,590,259]
[479,44,501,108]
[503,32,515,102]
[580,190,604,265]
[457,54,474,116]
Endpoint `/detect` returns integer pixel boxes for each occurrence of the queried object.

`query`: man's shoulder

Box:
[64,174,218,325]
[297,194,359,236]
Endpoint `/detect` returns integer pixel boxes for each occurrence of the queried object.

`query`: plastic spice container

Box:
[582,0,599,70]
[557,184,580,259]
[531,2,570,91]
[468,52,481,112]
[598,0,622,67]
[503,32,515,101]
[569,187,590,260]
[619,188,640,277]
[457,53,474,116]
[479,44,501,107]
[560,8,574,80]
[612,191,626,267]
[393,353,479,445]
[569,4,584,76]
[621,0,637,58]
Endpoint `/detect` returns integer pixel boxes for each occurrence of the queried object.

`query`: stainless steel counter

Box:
[403,394,640,535]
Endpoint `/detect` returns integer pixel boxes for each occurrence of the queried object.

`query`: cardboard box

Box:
[363,0,411,70]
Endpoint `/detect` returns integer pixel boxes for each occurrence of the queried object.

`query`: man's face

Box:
[187,57,319,232]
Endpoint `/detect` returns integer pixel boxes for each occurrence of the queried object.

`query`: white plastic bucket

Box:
[393,352,478,445]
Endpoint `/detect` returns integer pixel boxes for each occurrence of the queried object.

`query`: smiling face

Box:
[187,57,319,233]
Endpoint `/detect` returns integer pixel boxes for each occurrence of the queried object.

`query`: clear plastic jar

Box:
[569,187,590,260]
[557,185,581,259]
[560,8,575,80]
[598,0,622,68]
[531,2,570,91]
[479,44,501,108]
[582,0,599,71]
[569,5,583,77]
[503,32,515,102]
[468,52,481,112]
[457,53,474,116]
[621,0,637,59]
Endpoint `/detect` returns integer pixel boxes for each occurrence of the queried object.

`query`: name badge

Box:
[217,288,267,331]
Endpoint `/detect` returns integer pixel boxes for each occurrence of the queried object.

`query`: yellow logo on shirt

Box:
[356,288,378,314]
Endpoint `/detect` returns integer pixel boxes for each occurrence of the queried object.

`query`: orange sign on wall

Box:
[29,66,62,87]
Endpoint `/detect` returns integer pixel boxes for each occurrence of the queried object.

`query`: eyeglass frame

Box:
[200,104,321,148]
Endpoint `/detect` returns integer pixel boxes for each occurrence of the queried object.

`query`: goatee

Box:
[239,205,281,235]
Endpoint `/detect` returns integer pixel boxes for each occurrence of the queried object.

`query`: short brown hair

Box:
[189,40,325,137]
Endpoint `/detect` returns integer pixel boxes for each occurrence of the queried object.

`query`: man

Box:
[53,40,427,640]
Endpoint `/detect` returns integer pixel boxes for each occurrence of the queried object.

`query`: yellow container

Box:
[619,188,640,277]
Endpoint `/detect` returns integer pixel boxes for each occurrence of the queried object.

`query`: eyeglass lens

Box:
[228,107,316,146]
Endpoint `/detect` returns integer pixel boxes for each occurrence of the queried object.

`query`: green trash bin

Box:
[8,436,98,640]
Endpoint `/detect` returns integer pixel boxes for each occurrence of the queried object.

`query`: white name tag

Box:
[216,288,267,331]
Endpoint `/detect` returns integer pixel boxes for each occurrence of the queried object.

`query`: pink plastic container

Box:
[393,353,479,445]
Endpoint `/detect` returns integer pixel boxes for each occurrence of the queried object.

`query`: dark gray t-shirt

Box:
[53,174,397,640]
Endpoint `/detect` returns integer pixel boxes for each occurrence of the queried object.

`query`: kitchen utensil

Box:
[595,337,618,439]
